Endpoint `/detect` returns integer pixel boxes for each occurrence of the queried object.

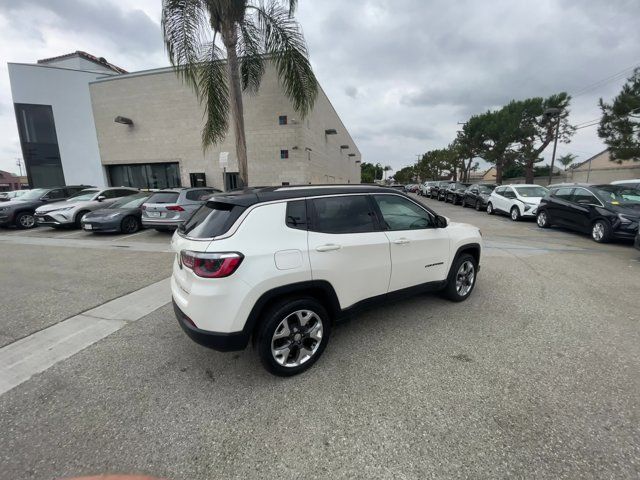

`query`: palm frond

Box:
[197,42,230,148]
[251,1,318,116]
[161,0,209,87]
[238,20,265,93]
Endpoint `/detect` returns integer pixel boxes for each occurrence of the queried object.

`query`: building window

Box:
[280,149,289,159]
[14,103,65,188]
[107,162,181,189]
[279,115,288,125]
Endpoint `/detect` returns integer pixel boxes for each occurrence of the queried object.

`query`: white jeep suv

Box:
[171,185,482,376]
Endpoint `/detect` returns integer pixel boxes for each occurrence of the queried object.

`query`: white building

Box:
[8,51,361,190]
[8,51,126,187]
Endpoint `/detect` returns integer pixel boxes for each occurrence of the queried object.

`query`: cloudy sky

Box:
[0,0,639,176]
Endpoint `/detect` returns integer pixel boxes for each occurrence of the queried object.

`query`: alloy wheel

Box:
[19,214,35,228]
[511,207,519,221]
[122,217,138,233]
[455,261,475,297]
[475,200,481,211]
[592,222,604,241]
[537,211,547,227]
[271,309,323,368]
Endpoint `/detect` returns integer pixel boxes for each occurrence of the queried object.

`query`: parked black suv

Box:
[462,184,496,210]
[445,182,471,205]
[437,182,454,201]
[0,185,92,229]
[536,183,640,243]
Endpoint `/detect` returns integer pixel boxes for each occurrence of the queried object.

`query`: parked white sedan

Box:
[486,184,548,221]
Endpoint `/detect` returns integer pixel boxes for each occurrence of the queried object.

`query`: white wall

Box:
[8,63,114,187]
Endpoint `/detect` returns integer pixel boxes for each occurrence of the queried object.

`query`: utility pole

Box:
[547,111,561,186]
[16,158,23,177]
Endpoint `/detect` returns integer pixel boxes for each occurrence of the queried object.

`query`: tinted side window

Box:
[310,195,376,234]
[572,188,598,205]
[115,189,136,197]
[45,189,66,200]
[554,187,574,200]
[286,200,307,230]
[495,187,504,196]
[503,189,516,199]
[373,195,433,230]
[147,192,180,203]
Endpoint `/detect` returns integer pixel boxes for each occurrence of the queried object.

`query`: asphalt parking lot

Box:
[1,199,639,480]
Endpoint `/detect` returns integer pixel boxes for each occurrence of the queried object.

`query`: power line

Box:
[572,61,639,98]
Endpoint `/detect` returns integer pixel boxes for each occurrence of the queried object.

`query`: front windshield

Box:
[514,186,548,198]
[16,188,49,200]
[68,189,99,202]
[108,194,150,209]
[593,185,640,205]
[478,185,495,194]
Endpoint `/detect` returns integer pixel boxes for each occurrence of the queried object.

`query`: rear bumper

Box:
[173,299,249,352]
[142,217,182,229]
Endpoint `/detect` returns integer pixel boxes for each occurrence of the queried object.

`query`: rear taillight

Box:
[167,205,185,211]
[180,251,243,278]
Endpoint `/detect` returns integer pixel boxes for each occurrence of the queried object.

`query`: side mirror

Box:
[97,195,106,202]
[435,215,448,228]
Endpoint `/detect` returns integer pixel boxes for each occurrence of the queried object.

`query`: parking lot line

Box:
[110,229,152,241]
[0,277,171,396]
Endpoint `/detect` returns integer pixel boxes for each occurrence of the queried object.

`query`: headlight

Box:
[618,214,636,224]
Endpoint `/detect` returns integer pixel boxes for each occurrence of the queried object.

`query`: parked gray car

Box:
[0,186,91,229]
[81,192,152,234]
[141,187,222,231]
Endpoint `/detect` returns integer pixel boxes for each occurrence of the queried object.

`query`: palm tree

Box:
[162,0,318,186]
[557,153,577,170]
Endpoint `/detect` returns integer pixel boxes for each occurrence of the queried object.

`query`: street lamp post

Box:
[544,108,561,186]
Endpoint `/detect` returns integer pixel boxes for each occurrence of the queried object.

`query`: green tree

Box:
[508,93,575,183]
[599,68,640,162]
[360,162,383,183]
[162,0,318,186]
[557,153,577,170]
[472,109,518,185]
[393,166,415,184]
[383,165,392,181]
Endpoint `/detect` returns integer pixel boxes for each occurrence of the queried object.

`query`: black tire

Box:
[510,206,521,222]
[536,210,550,228]
[120,215,140,234]
[14,211,36,229]
[475,200,482,211]
[487,202,495,215]
[591,219,612,243]
[74,210,89,229]
[257,297,331,377]
[461,197,468,208]
[443,253,478,302]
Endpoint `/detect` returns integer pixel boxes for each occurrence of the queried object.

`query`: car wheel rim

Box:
[487,204,492,213]
[271,309,323,368]
[537,212,546,226]
[455,261,475,297]
[511,209,518,220]
[124,218,136,232]
[592,222,604,241]
[20,214,35,228]
[476,201,480,211]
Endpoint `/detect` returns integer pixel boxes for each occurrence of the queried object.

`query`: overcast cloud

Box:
[1,0,639,175]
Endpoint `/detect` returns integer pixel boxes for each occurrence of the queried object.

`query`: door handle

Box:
[316,244,341,252]
[393,238,410,245]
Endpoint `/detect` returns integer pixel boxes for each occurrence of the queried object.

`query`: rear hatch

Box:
[171,200,247,293]
[142,191,181,220]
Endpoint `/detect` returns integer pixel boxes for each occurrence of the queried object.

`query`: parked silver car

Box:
[141,187,222,231]
[35,187,139,228]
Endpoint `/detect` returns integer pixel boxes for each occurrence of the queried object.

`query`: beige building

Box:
[89,63,361,190]
[568,149,640,183]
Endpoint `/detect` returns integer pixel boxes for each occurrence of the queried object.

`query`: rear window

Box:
[181,201,245,238]
[146,192,180,204]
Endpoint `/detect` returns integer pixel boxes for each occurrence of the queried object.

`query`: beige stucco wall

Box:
[89,63,360,189]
